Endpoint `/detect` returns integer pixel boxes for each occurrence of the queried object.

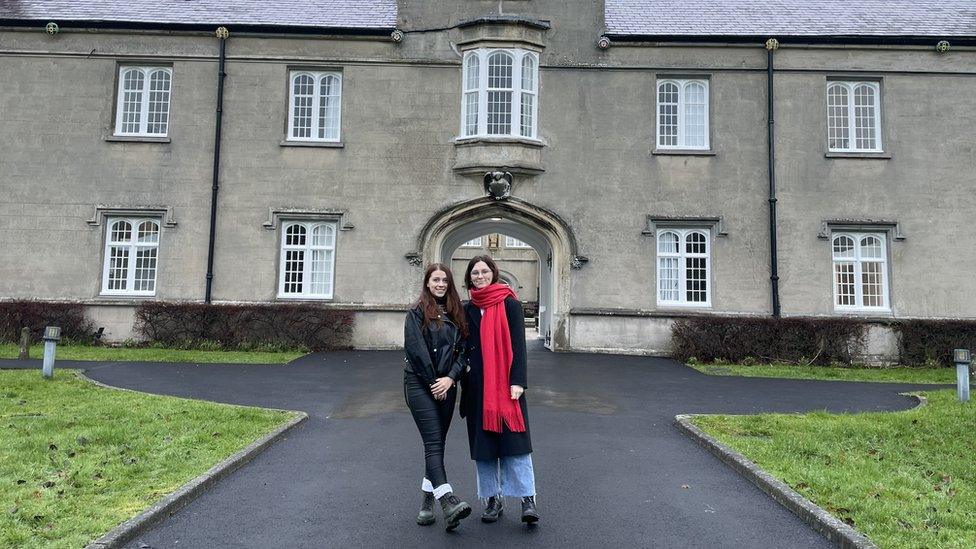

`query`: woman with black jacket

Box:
[403,263,472,530]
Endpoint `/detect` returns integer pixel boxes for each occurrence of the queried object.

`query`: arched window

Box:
[288,71,342,142]
[460,49,539,139]
[280,221,337,298]
[102,218,161,295]
[831,232,888,310]
[826,81,881,152]
[656,79,709,150]
[115,66,172,136]
[656,228,711,306]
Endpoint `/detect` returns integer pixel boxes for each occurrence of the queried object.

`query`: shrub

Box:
[894,320,976,368]
[671,316,867,366]
[134,302,354,352]
[0,301,96,343]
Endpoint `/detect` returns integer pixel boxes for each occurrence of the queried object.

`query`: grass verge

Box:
[688,362,954,384]
[692,390,976,548]
[0,369,296,547]
[0,343,303,364]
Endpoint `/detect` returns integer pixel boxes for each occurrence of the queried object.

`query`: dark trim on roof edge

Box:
[605,33,976,47]
[0,19,394,36]
[458,15,550,30]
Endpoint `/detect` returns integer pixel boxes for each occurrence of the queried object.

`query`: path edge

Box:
[78,370,309,549]
[674,412,886,549]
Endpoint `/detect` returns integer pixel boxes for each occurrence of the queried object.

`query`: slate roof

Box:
[0,0,397,30]
[606,0,976,38]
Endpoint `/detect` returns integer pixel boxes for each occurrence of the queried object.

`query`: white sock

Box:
[433,483,453,499]
[421,478,434,493]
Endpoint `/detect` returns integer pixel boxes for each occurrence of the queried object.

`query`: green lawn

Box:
[0,369,296,548]
[688,362,955,384]
[0,343,303,364]
[693,390,976,548]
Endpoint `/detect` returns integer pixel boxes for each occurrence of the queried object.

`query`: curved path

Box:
[9,348,935,548]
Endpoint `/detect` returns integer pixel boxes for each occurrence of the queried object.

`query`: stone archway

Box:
[409,197,585,350]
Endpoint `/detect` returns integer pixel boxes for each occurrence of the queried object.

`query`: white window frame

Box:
[656,228,711,307]
[826,81,882,153]
[278,221,337,299]
[114,66,173,137]
[287,70,342,142]
[461,237,483,248]
[504,236,531,249]
[831,231,890,312]
[656,79,710,151]
[101,217,161,296]
[460,48,539,140]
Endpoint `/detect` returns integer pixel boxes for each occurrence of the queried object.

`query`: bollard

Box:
[19,327,30,360]
[41,326,61,379]
[953,349,971,402]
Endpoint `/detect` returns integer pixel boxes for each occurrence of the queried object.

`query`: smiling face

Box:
[469,261,494,289]
[426,269,449,298]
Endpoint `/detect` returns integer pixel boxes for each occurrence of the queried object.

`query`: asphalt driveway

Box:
[4,347,935,548]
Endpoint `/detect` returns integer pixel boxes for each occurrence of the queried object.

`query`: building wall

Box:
[1,5,974,353]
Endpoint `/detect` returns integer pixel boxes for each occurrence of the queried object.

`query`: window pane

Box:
[854,84,877,150]
[137,221,159,244]
[859,235,883,259]
[658,257,679,302]
[487,52,513,89]
[146,70,171,135]
[658,82,678,147]
[827,83,850,150]
[309,249,333,296]
[834,262,856,306]
[462,237,482,247]
[658,231,679,254]
[311,224,335,247]
[285,224,307,246]
[134,247,158,292]
[107,246,130,291]
[111,220,132,243]
[464,92,479,136]
[521,55,535,91]
[121,69,144,134]
[683,82,706,148]
[832,235,855,258]
[487,90,512,134]
[465,54,480,91]
[686,232,707,254]
[283,250,305,294]
[520,92,534,137]
[861,261,884,307]
[318,75,341,140]
[291,74,314,138]
[685,256,708,302]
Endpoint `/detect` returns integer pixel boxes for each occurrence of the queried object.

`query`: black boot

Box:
[520,496,539,524]
[481,496,504,523]
[417,491,435,526]
[438,493,471,531]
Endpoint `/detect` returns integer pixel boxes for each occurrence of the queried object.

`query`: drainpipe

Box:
[765,38,781,317]
[205,27,229,303]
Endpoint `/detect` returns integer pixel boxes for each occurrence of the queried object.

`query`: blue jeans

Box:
[476,453,536,499]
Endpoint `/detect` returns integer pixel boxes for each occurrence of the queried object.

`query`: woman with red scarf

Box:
[461,255,539,525]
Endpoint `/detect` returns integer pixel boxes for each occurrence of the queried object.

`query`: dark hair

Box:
[417,263,468,338]
[464,255,500,290]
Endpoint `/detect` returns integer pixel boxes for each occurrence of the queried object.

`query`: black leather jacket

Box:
[403,305,465,386]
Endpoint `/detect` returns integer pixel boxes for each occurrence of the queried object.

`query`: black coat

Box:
[460,297,532,460]
[403,305,465,386]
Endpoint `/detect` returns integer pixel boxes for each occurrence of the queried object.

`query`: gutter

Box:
[602,33,976,47]
[765,39,781,318]
[204,28,228,304]
[0,19,394,37]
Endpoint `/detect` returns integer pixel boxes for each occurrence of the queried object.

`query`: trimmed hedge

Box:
[671,316,867,365]
[134,302,355,352]
[0,301,96,343]
[895,320,976,368]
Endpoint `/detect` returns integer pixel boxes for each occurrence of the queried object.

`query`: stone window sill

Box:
[454,136,545,148]
[280,140,345,148]
[824,151,891,159]
[104,135,170,143]
[652,149,716,157]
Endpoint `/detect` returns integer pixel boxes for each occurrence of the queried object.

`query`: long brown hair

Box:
[417,263,468,338]
[464,255,500,290]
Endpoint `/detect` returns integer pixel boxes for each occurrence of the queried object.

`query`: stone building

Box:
[1,1,974,356]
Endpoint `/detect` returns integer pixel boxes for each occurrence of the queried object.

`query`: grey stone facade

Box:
[1,1,974,356]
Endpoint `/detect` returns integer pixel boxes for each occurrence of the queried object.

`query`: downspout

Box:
[205,27,229,303]
[765,38,781,317]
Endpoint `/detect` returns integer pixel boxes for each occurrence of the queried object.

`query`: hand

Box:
[430,377,454,400]
[510,385,524,400]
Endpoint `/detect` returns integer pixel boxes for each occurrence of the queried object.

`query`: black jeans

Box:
[404,371,457,488]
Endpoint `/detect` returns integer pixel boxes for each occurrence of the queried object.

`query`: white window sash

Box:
[656,79,709,150]
[462,49,538,139]
[115,67,172,137]
[278,222,337,299]
[656,228,711,307]
[101,217,160,296]
[827,81,882,153]
[832,232,889,311]
[287,72,342,142]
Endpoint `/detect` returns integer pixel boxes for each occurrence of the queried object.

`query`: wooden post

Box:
[18,327,29,360]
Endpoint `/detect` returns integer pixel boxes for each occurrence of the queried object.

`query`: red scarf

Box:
[470,283,526,433]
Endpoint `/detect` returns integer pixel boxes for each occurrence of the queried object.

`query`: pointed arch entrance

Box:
[410,197,584,350]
